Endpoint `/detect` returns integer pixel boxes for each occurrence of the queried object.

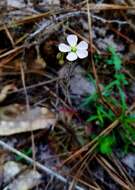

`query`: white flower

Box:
[58,34,88,61]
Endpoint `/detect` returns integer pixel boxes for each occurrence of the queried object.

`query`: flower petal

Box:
[58,43,70,52]
[67,35,78,46]
[76,49,88,59]
[66,52,77,61]
[77,41,88,50]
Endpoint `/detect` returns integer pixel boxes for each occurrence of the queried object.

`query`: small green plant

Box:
[106,46,122,71]
[15,148,32,161]
[119,114,135,155]
[99,135,116,155]
[82,46,135,155]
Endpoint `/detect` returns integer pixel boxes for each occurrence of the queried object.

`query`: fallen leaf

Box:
[4,161,25,183]
[0,84,16,103]
[0,106,56,136]
[3,161,41,190]
[0,150,7,188]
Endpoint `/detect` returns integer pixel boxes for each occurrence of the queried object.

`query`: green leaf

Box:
[107,46,116,54]
[87,115,98,122]
[94,53,102,63]
[113,55,121,71]
[103,80,117,94]
[121,121,135,142]
[125,115,135,123]
[15,148,32,161]
[81,92,98,107]
[115,73,128,85]
[117,86,127,112]
[97,107,104,124]
[99,135,116,155]
[106,46,122,71]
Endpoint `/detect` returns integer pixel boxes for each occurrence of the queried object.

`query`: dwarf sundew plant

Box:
[82,46,135,155]
[58,34,88,61]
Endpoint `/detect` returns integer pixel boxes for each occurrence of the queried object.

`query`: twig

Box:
[9,77,59,94]
[92,14,127,25]
[0,140,85,190]
[20,62,36,172]
[86,0,102,98]
[83,3,135,10]
[3,24,15,48]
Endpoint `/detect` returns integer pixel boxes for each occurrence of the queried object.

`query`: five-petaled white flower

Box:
[58,34,88,61]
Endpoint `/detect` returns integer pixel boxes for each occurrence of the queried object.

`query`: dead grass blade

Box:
[111,154,135,187]
[96,155,134,190]
[83,3,135,10]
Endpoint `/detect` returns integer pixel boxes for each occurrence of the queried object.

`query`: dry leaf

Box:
[0,84,16,103]
[3,161,41,190]
[0,150,7,188]
[4,161,25,183]
[0,106,56,136]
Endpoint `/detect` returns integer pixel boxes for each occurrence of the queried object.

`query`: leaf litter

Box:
[0,0,135,190]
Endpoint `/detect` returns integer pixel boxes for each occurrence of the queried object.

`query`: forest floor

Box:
[0,0,135,190]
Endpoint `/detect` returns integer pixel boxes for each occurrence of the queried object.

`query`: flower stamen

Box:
[71,46,77,53]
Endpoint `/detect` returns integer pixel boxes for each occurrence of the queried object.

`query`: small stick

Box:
[0,140,84,190]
